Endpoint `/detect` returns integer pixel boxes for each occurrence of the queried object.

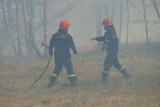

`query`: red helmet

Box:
[59,20,70,30]
[102,18,113,26]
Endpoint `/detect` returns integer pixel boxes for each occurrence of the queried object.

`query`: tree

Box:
[125,0,130,45]
[15,0,22,56]
[21,0,30,56]
[151,0,160,21]
[142,0,149,46]
[119,0,124,43]
[42,0,48,57]
[0,0,18,56]
[93,0,102,37]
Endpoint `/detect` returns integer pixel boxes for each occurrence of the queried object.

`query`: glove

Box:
[91,37,96,41]
[49,50,53,56]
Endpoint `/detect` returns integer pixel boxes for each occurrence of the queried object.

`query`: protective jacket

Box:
[95,25,119,50]
[49,29,77,58]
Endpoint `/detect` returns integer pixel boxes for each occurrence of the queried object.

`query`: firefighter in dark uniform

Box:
[48,20,78,88]
[91,18,130,82]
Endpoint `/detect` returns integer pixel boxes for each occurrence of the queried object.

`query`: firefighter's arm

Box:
[70,37,78,55]
[91,36,105,42]
[48,36,55,56]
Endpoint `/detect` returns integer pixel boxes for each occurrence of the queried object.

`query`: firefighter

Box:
[48,20,78,88]
[91,18,130,82]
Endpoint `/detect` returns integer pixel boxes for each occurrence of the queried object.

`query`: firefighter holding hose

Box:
[48,20,78,88]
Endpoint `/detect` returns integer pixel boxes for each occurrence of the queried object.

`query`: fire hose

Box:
[30,42,51,88]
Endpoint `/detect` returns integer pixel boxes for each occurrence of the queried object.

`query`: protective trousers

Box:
[48,56,77,87]
[103,48,122,71]
[102,48,130,80]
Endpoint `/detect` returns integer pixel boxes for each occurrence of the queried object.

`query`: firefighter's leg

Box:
[119,66,130,78]
[112,52,123,70]
[68,74,77,87]
[64,58,77,87]
[113,60,131,78]
[48,57,63,88]
[112,49,130,78]
[48,74,58,88]
[101,71,109,82]
[102,53,113,82]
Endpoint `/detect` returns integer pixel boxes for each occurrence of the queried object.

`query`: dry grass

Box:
[0,51,160,107]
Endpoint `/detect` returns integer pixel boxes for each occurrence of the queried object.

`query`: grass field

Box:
[0,50,160,107]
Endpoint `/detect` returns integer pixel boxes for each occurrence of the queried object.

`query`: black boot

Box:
[119,69,130,78]
[48,76,57,88]
[68,77,77,87]
[101,72,109,83]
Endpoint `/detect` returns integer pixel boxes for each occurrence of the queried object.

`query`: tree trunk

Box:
[111,0,115,21]
[43,0,48,58]
[0,0,18,56]
[93,0,102,36]
[125,0,130,45]
[15,0,22,56]
[119,0,123,44]
[22,0,30,56]
[143,0,149,46]
[27,0,42,58]
[151,0,160,21]
[103,0,109,17]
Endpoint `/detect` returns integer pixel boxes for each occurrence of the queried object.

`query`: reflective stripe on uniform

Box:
[51,73,58,78]
[68,74,76,77]
[119,66,125,72]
